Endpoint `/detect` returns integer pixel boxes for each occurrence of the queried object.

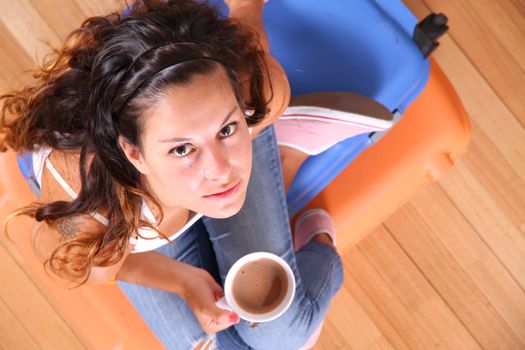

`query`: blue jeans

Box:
[118,126,343,349]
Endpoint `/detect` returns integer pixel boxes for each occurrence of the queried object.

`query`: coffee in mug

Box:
[216,252,296,323]
[231,258,288,314]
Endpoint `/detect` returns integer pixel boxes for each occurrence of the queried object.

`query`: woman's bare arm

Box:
[117,250,202,296]
[32,212,214,295]
[31,216,128,285]
[227,0,291,136]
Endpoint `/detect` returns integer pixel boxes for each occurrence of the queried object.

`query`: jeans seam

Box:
[266,127,290,241]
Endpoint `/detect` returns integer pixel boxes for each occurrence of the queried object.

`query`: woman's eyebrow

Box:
[219,105,239,127]
[158,105,238,143]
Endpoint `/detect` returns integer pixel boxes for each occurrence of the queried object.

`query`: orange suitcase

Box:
[304,59,471,251]
[1,58,470,349]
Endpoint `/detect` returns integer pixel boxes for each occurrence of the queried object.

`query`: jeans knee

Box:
[226,312,315,349]
[234,327,307,350]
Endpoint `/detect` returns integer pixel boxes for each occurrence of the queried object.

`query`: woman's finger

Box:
[213,290,224,301]
[204,310,240,334]
[201,295,240,334]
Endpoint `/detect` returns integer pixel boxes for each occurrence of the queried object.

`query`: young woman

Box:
[0,1,343,348]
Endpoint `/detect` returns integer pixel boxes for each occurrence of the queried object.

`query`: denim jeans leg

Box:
[203,126,344,350]
[118,220,219,350]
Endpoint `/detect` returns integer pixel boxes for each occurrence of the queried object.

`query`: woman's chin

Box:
[203,193,246,219]
[210,210,239,219]
[210,201,244,218]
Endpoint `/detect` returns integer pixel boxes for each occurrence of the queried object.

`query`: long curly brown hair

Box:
[0,0,271,286]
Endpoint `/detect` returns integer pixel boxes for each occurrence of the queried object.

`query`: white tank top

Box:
[32,146,202,253]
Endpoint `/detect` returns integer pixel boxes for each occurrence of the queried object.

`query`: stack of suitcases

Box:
[0,0,471,348]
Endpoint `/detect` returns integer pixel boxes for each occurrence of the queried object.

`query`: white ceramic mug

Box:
[216,252,296,323]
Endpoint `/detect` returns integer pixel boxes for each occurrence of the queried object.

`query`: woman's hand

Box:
[118,251,239,334]
[180,264,240,334]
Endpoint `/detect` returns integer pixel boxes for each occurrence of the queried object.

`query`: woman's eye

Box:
[219,122,238,137]
[169,144,194,157]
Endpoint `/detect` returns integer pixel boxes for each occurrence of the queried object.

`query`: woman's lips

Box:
[203,180,241,199]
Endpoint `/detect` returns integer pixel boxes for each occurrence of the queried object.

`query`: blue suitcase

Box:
[210,0,442,215]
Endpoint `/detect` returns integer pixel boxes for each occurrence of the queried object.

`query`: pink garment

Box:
[274,106,393,155]
[293,208,336,252]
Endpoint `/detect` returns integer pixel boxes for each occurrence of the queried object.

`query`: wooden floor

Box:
[1,0,524,349]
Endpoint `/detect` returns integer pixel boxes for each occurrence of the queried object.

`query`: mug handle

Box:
[215,296,233,312]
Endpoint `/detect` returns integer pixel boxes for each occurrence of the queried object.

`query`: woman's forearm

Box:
[116,250,188,297]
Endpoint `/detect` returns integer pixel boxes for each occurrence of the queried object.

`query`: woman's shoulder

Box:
[39,148,83,203]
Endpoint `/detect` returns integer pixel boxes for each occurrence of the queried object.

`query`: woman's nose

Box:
[202,146,231,181]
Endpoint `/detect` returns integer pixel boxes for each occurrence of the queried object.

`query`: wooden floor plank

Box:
[384,201,524,349]
[439,159,525,290]
[0,0,62,61]
[316,318,355,350]
[321,284,395,350]
[338,255,411,350]
[0,299,41,350]
[457,0,525,72]
[459,124,525,227]
[0,219,87,350]
[508,0,525,19]
[0,21,36,88]
[413,0,525,125]
[369,337,396,350]
[408,183,525,343]
[72,0,123,18]
[28,0,89,39]
[484,0,525,71]
[343,246,440,350]
[358,226,481,349]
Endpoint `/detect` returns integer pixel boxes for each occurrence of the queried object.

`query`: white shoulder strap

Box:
[45,159,109,226]
[45,159,77,199]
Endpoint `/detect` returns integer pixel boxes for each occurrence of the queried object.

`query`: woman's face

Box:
[130,68,252,218]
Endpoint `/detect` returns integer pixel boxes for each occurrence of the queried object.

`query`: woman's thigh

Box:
[118,219,219,350]
[203,126,343,349]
